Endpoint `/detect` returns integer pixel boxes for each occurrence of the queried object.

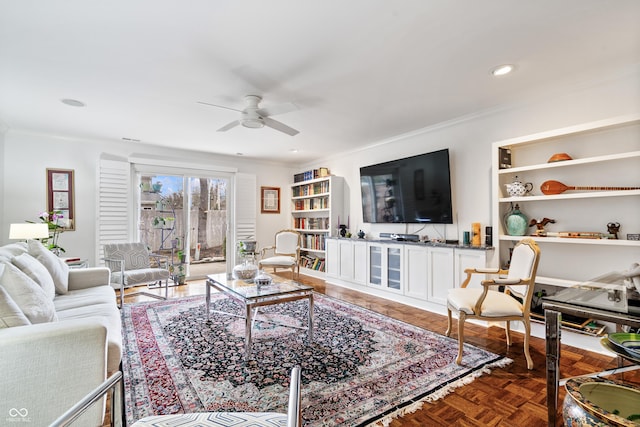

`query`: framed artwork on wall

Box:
[46,168,75,230]
[261,186,280,214]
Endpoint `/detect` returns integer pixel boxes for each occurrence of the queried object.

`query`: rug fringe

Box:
[368,357,513,427]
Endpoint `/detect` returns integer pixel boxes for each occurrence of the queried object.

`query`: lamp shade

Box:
[9,223,49,240]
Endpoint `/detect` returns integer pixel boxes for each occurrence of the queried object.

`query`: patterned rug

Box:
[122,293,511,426]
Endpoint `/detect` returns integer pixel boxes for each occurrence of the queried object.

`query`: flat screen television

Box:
[360,149,453,224]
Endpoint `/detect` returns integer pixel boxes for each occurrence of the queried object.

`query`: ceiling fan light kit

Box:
[199,94,300,136]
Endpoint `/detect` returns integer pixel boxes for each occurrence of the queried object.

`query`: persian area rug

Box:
[122,293,511,426]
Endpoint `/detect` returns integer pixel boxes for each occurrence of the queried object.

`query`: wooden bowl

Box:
[548,152,573,163]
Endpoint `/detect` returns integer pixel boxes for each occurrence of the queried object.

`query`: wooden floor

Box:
[120,274,640,427]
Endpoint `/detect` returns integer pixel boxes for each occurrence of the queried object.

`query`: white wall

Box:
[1,133,296,265]
[306,70,640,277]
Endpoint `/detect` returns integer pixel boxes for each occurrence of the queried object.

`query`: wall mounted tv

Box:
[360,148,453,224]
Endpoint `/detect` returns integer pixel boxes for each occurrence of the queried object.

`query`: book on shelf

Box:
[293,167,330,183]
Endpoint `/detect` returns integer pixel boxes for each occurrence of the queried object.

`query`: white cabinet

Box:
[427,247,455,305]
[454,248,490,289]
[326,238,492,308]
[367,242,403,293]
[353,241,367,284]
[404,245,429,300]
[291,176,344,276]
[491,114,640,284]
[325,239,339,278]
[325,238,367,285]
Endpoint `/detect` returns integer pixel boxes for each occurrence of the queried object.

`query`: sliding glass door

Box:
[137,171,229,281]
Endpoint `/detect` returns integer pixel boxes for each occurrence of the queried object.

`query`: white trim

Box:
[128,153,237,173]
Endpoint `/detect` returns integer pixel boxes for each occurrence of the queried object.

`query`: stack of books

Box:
[293,167,330,183]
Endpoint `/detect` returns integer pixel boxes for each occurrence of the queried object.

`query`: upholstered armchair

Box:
[259,230,301,278]
[103,243,170,306]
[445,238,541,369]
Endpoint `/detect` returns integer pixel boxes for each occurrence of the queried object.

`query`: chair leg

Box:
[523,319,533,370]
[445,308,453,337]
[456,312,466,365]
[505,320,512,346]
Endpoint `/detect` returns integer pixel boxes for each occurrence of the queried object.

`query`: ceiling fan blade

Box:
[257,102,299,117]
[197,101,242,113]
[217,120,240,132]
[263,117,299,136]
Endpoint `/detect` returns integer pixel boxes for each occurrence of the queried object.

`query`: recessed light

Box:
[491,64,515,76]
[290,149,299,153]
[61,98,86,107]
[122,137,141,142]
[236,152,244,156]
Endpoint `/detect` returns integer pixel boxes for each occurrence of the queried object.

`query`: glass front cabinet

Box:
[367,242,403,292]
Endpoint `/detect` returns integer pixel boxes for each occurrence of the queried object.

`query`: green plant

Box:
[28,210,66,254]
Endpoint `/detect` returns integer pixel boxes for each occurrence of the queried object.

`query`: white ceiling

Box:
[1,1,639,165]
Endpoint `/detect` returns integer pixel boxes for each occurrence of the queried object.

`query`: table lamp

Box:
[9,223,49,240]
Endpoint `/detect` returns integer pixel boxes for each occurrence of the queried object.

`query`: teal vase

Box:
[505,204,528,236]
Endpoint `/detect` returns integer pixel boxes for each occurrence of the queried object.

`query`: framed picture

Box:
[46,168,75,230]
[261,186,280,214]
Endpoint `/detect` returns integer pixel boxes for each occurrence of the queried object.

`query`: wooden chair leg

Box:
[505,320,512,347]
[456,312,466,365]
[523,320,533,370]
[445,308,453,337]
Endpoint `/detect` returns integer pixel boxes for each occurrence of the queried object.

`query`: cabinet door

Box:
[427,247,454,305]
[454,249,489,289]
[325,239,339,278]
[367,244,383,286]
[404,245,429,300]
[386,245,403,291]
[338,240,354,280]
[353,241,367,284]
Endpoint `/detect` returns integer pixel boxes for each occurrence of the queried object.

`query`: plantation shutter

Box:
[234,173,257,264]
[97,155,131,264]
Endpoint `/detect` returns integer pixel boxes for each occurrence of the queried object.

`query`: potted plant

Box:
[164,217,175,229]
[175,264,186,285]
[152,217,165,229]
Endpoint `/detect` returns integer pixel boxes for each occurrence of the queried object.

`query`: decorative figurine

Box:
[338,224,347,237]
[357,230,365,239]
[607,222,620,239]
[529,218,556,236]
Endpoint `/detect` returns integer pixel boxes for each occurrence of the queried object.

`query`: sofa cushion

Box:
[0,262,58,324]
[12,252,56,300]
[54,285,117,311]
[0,242,28,261]
[28,239,69,294]
[56,300,122,373]
[0,275,31,328]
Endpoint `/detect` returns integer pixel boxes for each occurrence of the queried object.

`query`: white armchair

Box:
[259,230,301,278]
[445,238,541,369]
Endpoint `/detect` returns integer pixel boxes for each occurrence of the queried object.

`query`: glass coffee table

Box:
[205,273,314,360]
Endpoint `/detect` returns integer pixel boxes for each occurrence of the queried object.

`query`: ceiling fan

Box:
[198,95,300,136]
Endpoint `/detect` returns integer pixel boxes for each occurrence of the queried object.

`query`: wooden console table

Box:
[543,301,640,426]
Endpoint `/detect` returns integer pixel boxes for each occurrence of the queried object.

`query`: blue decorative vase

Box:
[504,204,528,236]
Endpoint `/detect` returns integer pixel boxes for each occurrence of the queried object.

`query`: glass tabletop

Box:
[206,273,314,301]
[542,271,640,315]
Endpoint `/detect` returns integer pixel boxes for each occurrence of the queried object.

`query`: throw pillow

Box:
[27,239,69,294]
[0,261,57,324]
[12,252,56,300]
[0,282,31,328]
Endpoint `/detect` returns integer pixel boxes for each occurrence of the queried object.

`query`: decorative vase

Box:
[339,224,347,237]
[562,377,640,426]
[504,204,528,236]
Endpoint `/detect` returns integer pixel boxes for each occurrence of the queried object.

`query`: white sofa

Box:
[0,240,122,426]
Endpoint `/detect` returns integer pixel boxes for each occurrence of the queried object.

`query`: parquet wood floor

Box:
[117,274,640,426]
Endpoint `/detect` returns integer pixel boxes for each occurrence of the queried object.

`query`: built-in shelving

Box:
[290,175,344,277]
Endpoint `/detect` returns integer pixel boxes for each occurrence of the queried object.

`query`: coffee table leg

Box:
[308,293,314,342]
[245,303,253,360]
[205,281,211,320]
